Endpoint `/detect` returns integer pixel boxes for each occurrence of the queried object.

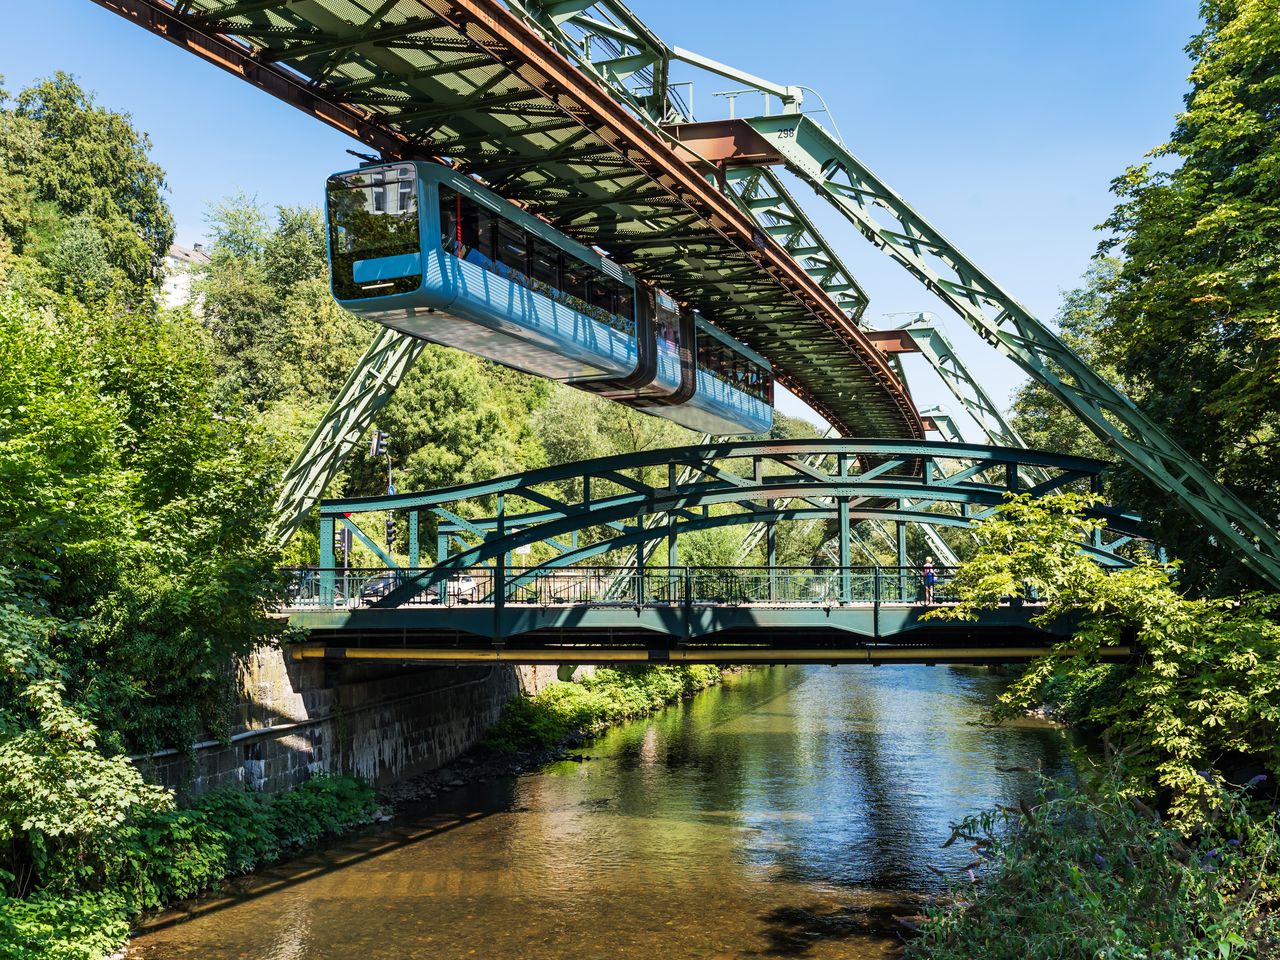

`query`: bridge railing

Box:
[280,565,964,611]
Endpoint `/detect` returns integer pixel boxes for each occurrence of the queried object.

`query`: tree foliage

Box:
[1098,0,1280,590]
[907,773,1279,960]
[931,493,1280,821]
[0,74,172,294]
[1011,259,1122,462]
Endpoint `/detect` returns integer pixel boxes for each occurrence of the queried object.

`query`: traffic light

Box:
[369,429,386,458]
[385,512,394,548]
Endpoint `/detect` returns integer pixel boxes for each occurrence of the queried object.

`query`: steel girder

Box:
[91,0,920,441]
[735,113,1280,587]
[316,440,1142,607]
[513,0,1280,585]
[273,326,424,543]
[721,167,869,323]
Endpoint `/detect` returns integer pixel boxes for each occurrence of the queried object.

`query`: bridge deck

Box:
[284,600,1133,666]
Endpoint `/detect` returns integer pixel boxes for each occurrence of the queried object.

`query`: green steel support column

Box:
[838,496,851,604]
[437,533,449,605]
[901,318,1029,446]
[723,166,868,322]
[494,494,505,641]
[766,521,777,601]
[746,113,1280,587]
[896,517,908,602]
[272,327,424,545]
[319,515,335,605]
[408,511,420,570]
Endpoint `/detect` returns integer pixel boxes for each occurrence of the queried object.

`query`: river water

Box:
[130,665,1074,959]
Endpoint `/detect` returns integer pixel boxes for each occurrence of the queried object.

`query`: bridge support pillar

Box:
[838,496,851,604]
[408,510,420,569]
[897,518,908,602]
[494,495,505,643]
[319,515,336,604]
[766,522,777,602]
[437,533,449,604]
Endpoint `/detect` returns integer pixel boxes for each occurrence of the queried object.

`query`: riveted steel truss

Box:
[736,113,1280,585]
[514,0,1280,585]
[316,440,1141,609]
[273,326,424,544]
[91,0,919,441]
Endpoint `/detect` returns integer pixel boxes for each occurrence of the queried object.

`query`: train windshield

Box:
[327,163,420,299]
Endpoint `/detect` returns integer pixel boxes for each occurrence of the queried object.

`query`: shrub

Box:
[1,776,376,959]
[482,665,723,752]
[906,772,1280,960]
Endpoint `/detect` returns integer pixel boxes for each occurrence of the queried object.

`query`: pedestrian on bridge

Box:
[922,557,936,605]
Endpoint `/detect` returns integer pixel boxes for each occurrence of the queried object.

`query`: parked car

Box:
[424,574,478,604]
[360,570,401,604]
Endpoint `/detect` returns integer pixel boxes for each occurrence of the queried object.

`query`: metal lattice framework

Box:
[273,326,424,542]
[314,440,1143,609]
[90,0,917,443]
[89,0,1280,586]
[508,0,1280,587]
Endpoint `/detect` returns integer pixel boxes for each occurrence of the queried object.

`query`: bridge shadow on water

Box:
[133,801,505,935]
[753,901,919,957]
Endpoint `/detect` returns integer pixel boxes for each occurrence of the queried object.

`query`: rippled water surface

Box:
[131,665,1073,959]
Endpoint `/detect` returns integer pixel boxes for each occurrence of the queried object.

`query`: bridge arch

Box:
[313,439,1145,608]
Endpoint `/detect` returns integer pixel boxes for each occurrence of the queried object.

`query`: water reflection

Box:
[132,665,1071,959]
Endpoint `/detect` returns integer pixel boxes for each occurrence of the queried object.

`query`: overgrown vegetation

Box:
[482,665,724,753]
[905,772,1279,960]
[914,491,1280,955]
[932,492,1280,820]
[0,776,375,960]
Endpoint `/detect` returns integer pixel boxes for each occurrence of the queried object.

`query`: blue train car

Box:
[325,160,773,435]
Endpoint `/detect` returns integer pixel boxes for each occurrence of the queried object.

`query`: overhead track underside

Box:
[90,0,920,441]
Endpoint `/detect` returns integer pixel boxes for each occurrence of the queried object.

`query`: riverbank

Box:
[382,664,727,805]
[1,776,378,960]
[2,664,727,960]
[125,665,1076,960]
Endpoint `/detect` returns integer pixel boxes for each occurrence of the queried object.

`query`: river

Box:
[130,665,1074,959]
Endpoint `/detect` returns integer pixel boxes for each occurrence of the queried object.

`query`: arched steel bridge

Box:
[90,0,1280,585]
[282,440,1142,665]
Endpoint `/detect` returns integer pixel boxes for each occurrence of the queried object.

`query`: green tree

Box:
[930,492,1280,821]
[1100,0,1280,590]
[40,212,115,299]
[1010,259,1121,462]
[11,74,172,292]
[0,292,281,751]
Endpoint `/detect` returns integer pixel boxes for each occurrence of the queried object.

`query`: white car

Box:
[425,574,478,604]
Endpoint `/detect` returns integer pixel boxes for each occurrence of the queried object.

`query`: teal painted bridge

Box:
[280,440,1143,666]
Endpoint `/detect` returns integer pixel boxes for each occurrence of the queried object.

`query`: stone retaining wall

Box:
[138,647,558,796]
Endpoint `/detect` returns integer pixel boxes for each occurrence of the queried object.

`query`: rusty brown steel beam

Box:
[89,0,415,159]
[864,329,921,354]
[414,0,920,438]
[89,0,921,439]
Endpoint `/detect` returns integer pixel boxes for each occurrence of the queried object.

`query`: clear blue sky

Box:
[0,0,1202,431]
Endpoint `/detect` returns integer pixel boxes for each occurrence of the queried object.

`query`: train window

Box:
[529,237,560,289]
[562,259,590,303]
[615,286,634,322]
[411,172,635,335]
[587,279,615,316]
[439,186,458,253]
[327,163,421,299]
[466,203,496,261]
[495,220,527,277]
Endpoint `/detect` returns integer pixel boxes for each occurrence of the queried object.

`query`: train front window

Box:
[327,163,420,299]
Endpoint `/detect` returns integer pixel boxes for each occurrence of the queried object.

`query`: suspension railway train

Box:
[325,161,773,435]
